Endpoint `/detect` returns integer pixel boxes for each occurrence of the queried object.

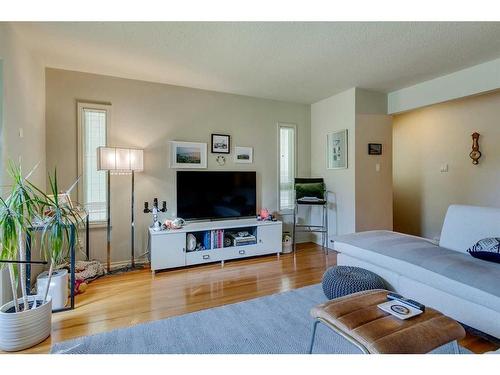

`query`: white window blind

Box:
[78,104,108,223]
[279,124,296,210]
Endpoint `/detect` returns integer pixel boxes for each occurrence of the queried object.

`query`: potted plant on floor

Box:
[0,164,82,352]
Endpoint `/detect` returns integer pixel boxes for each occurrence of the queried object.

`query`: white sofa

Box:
[334,205,500,339]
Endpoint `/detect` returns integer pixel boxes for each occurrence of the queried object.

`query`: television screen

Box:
[176,171,257,220]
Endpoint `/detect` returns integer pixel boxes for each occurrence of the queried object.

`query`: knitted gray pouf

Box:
[322,266,386,299]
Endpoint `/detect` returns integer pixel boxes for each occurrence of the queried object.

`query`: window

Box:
[77,102,110,223]
[278,123,296,211]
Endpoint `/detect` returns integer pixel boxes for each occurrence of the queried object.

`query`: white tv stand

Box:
[149,218,282,272]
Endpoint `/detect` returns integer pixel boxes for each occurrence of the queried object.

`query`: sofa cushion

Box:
[333,230,500,312]
[439,205,500,254]
[467,238,500,264]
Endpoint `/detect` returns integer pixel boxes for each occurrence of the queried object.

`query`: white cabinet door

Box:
[256,224,282,255]
[150,233,186,271]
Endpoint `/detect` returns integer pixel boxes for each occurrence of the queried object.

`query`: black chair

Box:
[292,178,328,253]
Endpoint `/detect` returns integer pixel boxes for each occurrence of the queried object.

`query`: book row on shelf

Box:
[189,229,258,251]
[209,229,225,250]
[193,230,226,251]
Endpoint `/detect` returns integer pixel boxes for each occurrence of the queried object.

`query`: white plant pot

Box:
[0,295,52,352]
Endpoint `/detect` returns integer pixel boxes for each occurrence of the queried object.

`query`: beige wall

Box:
[45,68,311,265]
[393,90,500,240]
[0,23,46,304]
[355,89,393,232]
[355,114,393,231]
[0,24,46,186]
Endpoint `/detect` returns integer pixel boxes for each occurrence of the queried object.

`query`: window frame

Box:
[277,122,297,213]
[77,101,111,226]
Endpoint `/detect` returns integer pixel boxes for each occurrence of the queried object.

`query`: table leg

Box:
[86,214,90,260]
[452,340,460,354]
[25,230,32,295]
[69,225,76,309]
[308,320,320,354]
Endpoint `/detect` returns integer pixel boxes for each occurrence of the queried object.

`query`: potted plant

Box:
[0,164,82,352]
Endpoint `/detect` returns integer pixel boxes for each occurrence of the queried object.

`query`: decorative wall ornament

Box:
[469,132,481,165]
[215,155,226,166]
[327,129,348,169]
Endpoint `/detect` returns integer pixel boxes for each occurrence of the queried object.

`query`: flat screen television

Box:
[177,171,257,220]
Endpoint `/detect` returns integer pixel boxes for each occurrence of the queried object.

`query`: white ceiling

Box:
[12,22,500,104]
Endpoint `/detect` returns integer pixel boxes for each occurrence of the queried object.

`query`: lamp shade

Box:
[97,146,144,172]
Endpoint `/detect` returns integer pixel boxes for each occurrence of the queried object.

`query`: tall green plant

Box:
[0,197,21,312]
[0,162,83,312]
[0,162,39,311]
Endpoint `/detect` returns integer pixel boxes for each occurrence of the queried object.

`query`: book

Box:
[377,300,423,320]
[219,230,223,248]
[203,231,211,250]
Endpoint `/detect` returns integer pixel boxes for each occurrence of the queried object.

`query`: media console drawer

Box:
[217,245,260,260]
[186,251,220,266]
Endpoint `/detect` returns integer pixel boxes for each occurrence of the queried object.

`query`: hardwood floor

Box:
[6,243,499,354]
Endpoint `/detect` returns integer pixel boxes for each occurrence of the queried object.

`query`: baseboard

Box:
[109,259,149,271]
[311,236,335,250]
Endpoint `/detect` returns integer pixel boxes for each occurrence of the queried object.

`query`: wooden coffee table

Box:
[309,289,466,354]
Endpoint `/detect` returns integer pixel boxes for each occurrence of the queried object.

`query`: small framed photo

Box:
[368,143,382,155]
[211,134,231,154]
[170,141,207,168]
[327,129,348,169]
[234,146,253,163]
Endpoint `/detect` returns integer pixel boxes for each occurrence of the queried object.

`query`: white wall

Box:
[311,88,357,240]
[0,23,46,304]
[388,57,500,114]
[310,88,392,246]
[45,68,311,265]
[393,90,500,240]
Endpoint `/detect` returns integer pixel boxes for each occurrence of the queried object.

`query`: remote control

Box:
[387,292,425,312]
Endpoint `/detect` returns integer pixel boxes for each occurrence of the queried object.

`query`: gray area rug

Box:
[51,284,470,354]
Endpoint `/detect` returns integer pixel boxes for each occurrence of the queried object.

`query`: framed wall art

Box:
[327,129,348,169]
[211,134,231,154]
[234,146,253,163]
[170,141,207,168]
[368,143,382,155]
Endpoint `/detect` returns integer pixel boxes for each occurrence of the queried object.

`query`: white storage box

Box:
[37,269,68,310]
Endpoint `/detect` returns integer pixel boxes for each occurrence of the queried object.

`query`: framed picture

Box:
[327,129,348,169]
[170,141,207,168]
[368,143,382,155]
[211,134,230,154]
[234,146,253,163]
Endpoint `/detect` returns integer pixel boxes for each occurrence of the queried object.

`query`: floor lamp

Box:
[97,146,144,272]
